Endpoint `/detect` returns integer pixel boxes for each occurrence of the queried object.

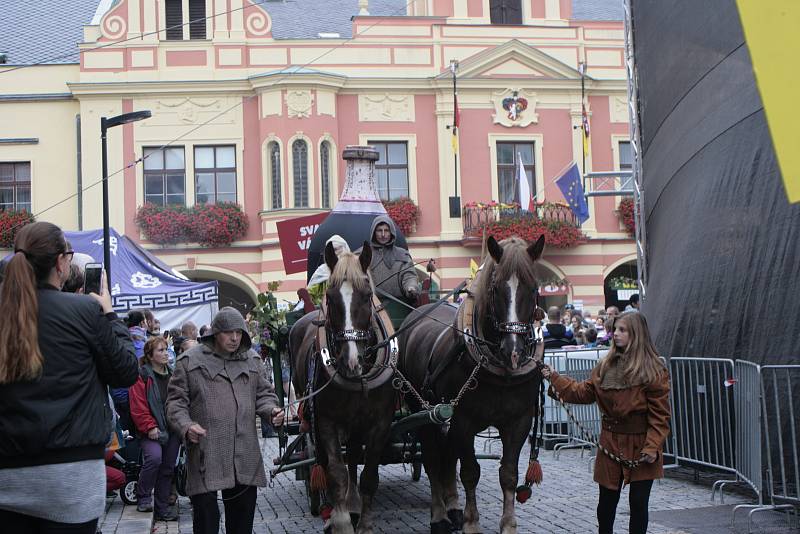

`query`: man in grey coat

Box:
[364,215,419,302]
[166,307,284,534]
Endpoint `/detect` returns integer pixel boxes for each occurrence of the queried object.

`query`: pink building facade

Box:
[0,0,634,313]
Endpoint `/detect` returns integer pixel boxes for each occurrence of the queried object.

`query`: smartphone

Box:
[83,263,103,295]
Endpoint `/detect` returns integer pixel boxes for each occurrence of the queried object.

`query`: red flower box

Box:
[382,197,420,236]
[0,209,35,248]
[617,198,635,236]
[135,202,249,247]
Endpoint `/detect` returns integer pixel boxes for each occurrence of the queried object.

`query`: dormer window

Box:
[490,0,522,25]
[165,0,206,40]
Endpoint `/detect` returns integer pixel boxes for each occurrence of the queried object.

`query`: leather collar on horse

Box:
[454,266,545,382]
[314,294,397,392]
[420,267,546,404]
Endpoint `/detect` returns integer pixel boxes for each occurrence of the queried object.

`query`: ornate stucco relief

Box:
[285,90,314,118]
[491,88,539,128]
[261,91,282,117]
[358,94,415,122]
[610,95,628,124]
[144,98,230,126]
[316,91,336,117]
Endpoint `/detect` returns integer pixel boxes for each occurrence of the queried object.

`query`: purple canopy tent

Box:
[63,228,218,328]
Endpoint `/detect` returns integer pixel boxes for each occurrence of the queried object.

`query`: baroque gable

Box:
[442,40,585,81]
[95,0,273,42]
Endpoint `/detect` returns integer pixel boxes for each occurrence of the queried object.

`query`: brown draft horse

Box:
[290,243,396,534]
[399,235,546,534]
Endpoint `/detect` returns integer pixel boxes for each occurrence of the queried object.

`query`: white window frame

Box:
[487,133,544,204]
[287,133,315,208]
[358,133,418,202]
[317,134,338,209]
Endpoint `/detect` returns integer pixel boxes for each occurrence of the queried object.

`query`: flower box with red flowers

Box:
[0,209,35,249]
[463,201,587,248]
[135,202,249,247]
[616,198,635,236]
[382,197,420,236]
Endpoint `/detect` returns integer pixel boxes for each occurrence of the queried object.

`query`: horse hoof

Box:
[431,520,452,534]
[447,509,464,530]
[350,513,360,528]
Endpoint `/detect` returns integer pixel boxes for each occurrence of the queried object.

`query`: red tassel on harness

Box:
[525,459,543,486]
[515,485,532,503]
[310,463,328,492]
[320,504,333,521]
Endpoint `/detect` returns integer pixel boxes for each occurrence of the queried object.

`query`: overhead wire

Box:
[4,0,420,234]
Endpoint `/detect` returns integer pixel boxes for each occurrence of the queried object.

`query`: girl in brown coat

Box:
[542,311,671,534]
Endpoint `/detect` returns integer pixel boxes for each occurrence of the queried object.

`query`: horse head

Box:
[324,241,374,378]
[482,234,545,371]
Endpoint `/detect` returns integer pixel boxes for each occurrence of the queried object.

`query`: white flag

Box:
[516,152,533,211]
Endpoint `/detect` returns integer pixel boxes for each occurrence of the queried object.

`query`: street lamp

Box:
[100,110,151,290]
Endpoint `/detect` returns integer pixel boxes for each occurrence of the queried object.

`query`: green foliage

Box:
[251,282,287,357]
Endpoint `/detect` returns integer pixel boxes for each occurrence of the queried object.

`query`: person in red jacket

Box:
[129,337,180,520]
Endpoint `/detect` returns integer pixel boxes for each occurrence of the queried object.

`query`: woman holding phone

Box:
[0,221,138,533]
[541,312,671,534]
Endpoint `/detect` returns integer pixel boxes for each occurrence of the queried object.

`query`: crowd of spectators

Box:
[542,294,639,350]
[0,223,284,533]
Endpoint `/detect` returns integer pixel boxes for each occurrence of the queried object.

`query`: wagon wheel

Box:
[304,477,321,516]
[411,460,422,482]
[303,432,321,516]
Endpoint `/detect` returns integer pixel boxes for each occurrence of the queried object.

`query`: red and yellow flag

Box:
[452,93,460,154]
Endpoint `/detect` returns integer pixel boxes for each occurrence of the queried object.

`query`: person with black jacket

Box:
[543,306,575,349]
[0,221,138,534]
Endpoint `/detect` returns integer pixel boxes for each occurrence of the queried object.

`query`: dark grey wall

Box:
[633,0,800,364]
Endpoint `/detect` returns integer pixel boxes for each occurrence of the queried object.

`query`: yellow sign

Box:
[737,1,800,202]
[469,259,479,279]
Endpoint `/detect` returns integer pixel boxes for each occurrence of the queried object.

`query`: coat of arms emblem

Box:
[493,89,538,127]
[502,92,528,121]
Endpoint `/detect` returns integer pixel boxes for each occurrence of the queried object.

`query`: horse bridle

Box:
[485,269,543,368]
[321,294,378,369]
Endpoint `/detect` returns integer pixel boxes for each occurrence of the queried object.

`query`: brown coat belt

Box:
[602,412,649,434]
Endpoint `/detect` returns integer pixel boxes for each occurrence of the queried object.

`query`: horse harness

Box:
[417,266,546,410]
[454,266,545,379]
[313,294,398,393]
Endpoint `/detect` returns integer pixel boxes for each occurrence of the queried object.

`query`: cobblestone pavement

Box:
[99,435,796,534]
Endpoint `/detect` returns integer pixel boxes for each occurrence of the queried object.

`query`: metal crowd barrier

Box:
[541,351,569,441]
[538,350,799,530]
[553,352,604,461]
[669,358,737,480]
[730,365,800,531]
[540,349,605,460]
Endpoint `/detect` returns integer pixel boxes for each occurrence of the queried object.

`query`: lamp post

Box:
[100,110,151,290]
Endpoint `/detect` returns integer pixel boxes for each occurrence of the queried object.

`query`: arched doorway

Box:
[535,264,570,311]
[604,260,638,311]
[183,269,258,319]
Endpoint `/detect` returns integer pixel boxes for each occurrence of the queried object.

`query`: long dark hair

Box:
[597,312,666,385]
[0,222,69,384]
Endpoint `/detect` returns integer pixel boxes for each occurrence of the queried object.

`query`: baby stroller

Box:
[107,430,142,505]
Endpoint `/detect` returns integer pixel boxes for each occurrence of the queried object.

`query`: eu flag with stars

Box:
[556,163,590,224]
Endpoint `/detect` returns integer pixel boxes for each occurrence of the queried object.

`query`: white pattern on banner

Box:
[91,236,118,256]
[130,271,162,289]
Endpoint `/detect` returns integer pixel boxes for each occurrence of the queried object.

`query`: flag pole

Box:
[579,61,588,228]
[449,59,461,218]
[580,62,586,176]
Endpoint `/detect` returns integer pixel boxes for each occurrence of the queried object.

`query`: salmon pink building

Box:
[0,0,634,314]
